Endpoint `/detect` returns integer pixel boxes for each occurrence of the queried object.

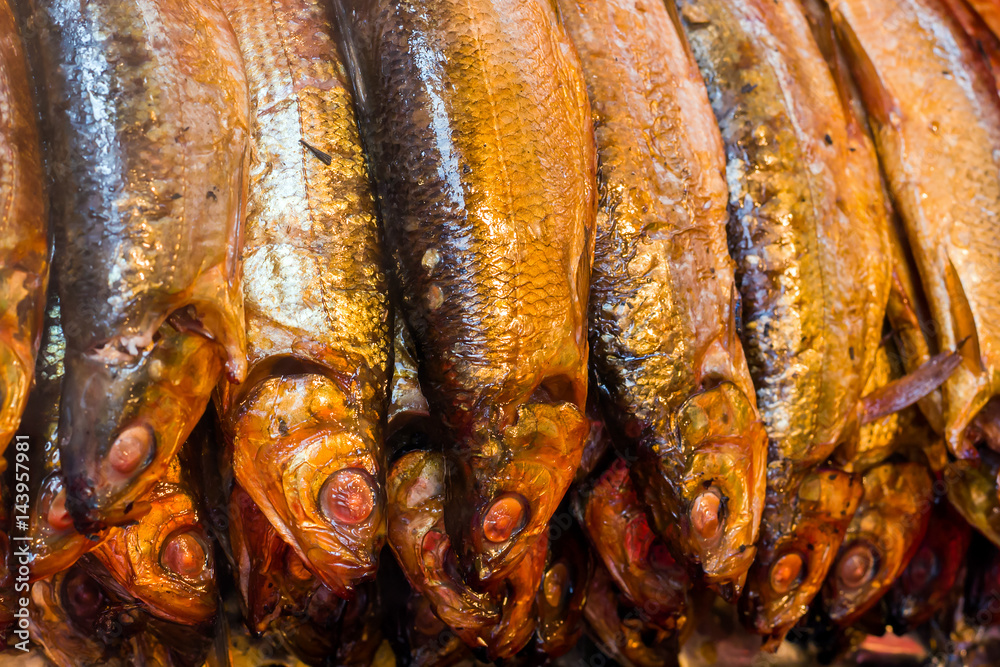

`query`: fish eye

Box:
[542,561,571,611]
[837,542,878,590]
[47,487,75,531]
[320,468,377,525]
[108,422,155,475]
[690,487,725,542]
[676,381,754,448]
[482,493,528,543]
[903,546,937,593]
[62,568,105,623]
[160,530,209,580]
[769,552,805,595]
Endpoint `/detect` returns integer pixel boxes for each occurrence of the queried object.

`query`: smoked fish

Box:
[342,0,596,586]
[558,0,765,596]
[676,0,891,490]
[217,0,390,598]
[0,0,47,464]
[27,0,250,530]
[829,0,1000,459]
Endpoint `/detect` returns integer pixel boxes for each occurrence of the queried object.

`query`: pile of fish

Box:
[1,0,1000,663]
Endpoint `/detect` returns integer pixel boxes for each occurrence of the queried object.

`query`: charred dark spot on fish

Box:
[299,139,333,166]
[691,488,724,542]
[824,134,833,145]
[849,346,855,361]
[741,83,757,94]
[171,192,181,200]
[769,552,804,595]
[161,531,208,580]
[277,417,289,437]
[124,502,133,514]
[321,468,376,525]
[206,190,218,201]
[482,494,527,543]
[108,423,154,475]
[837,542,877,589]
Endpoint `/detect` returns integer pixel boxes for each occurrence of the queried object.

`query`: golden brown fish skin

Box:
[557,0,764,594]
[0,0,47,463]
[833,343,904,472]
[947,449,1000,546]
[216,0,390,598]
[822,463,933,626]
[385,449,544,660]
[677,0,891,490]
[887,496,971,632]
[829,0,1000,460]
[347,0,596,586]
[26,0,249,530]
[89,457,217,626]
[739,468,863,650]
[575,457,689,633]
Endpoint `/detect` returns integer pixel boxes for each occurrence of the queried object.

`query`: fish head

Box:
[230,372,384,598]
[453,400,588,587]
[946,450,1000,545]
[60,323,223,532]
[580,457,689,631]
[29,470,104,580]
[641,381,766,598]
[822,463,933,626]
[94,461,217,625]
[740,469,863,649]
[887,498,971,632]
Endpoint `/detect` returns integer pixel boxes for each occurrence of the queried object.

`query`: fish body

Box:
[821,462,933,626]
[217,0,390,598]
[558,0,765,594]
[575,457,689,633]
[345,0,596,586]
[740,468,863,649]
[829,0,1000,459]
[676,0,891,491]
[28,0,250,530]
[0,0,47,462]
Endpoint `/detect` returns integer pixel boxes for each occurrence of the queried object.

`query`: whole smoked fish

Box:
[558,0,766,597]
[217,0,390,598]
[343,0,596,586]
[28,0,250,530]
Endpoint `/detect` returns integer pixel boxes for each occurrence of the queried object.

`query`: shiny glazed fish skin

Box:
[558,0,764,594]
[887,497,971,632]
[946,450,1000,546]
[89,457,217,626]
[829,0,1000,459]
[217,0,390,598]
[822,462,933,626]
[740,468,863,649]
[576,457,689,633]
[677,0,891,488]
[833,344,903,472]
[24,291,106,581]
[351,0,596,585]
[28,0,249,530]
[0,0,47,462]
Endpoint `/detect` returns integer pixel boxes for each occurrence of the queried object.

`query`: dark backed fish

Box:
[341,0,596,586]
[27,0,250,530]
[558,0,765,597]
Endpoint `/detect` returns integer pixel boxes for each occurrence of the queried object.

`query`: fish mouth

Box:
[29,473,106,581]
[450,400,588,586]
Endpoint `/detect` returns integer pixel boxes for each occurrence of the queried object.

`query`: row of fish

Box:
[0,0,999,662]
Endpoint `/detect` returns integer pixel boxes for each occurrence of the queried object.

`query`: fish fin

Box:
[859,344,965,424]
[831,10,903,131]
[943,257,985,374]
